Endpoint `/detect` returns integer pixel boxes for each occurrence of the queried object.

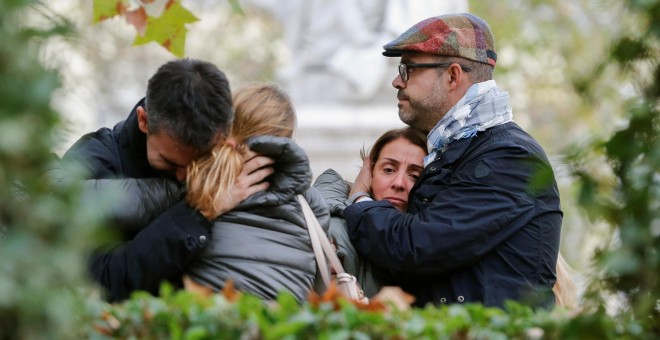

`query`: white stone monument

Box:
[246,0,468,179]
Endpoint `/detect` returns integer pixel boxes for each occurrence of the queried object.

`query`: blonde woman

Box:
[181,83,330,302]
[313,127,428,298]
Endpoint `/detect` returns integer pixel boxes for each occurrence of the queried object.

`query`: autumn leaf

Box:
[124,7,148,35]
[307,281,375,311]
[221,279,242,303]
[93,0,130,23]
[100,311,121,330]
[133,0,199,57]
[93,0,244,56]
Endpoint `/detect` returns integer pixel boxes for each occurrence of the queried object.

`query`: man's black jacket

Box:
[62,99,211,302]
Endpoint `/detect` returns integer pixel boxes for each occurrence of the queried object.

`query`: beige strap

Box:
[298,195,347,287]
[299,195,330,285]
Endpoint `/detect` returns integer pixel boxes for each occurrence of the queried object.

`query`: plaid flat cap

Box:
[383,13,497,66]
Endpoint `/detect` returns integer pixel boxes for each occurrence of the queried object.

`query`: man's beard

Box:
[397,87,448,133]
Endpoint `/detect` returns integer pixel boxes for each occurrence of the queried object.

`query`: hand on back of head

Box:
[188,149,274,220]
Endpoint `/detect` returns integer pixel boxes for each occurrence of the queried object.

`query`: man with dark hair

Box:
[345,13,562,308]
[62,58,273,302]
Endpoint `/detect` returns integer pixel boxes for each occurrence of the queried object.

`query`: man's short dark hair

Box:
[145,58,233,151]
[433,57,494,84]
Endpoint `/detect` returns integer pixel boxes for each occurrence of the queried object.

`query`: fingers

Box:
[244,165,274,186]
[205,152,274,220]
[206,165,270,220]
[240,180,270,201]
[205,178,270,220]
[240,155,274,185]
[242,154,275,175]
[233,155,274,202]
[351,161,372,194]
[362,156,373,169]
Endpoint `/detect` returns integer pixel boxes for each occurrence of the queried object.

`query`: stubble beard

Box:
[397,86,449,133]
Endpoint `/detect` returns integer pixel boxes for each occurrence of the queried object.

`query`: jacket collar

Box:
[116,98,159,178]
[426,122,514,168]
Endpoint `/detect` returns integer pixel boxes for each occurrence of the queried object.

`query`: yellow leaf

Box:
[132,0,199,57]
[92,0,130,23]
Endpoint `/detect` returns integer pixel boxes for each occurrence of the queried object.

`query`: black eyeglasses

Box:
[398,63,472,82]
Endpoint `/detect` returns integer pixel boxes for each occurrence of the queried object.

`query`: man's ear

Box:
[447,63,469,93]
[447,64,462,90]
[136,106,149,134]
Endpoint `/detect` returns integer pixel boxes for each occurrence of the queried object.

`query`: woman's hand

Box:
[348,156,372,201]
[203,150,274,220]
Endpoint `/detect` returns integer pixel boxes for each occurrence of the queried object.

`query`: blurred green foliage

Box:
[470,0,638,274]
[475,1,658,331]
[561,0,659,331]
[83,285,649,339]
[0,0,106,338]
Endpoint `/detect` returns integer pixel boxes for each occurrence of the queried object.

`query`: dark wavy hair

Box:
[145,58,233,152]
[362,127,428,168]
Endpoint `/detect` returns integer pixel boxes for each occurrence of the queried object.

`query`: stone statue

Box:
[245,0,468,104]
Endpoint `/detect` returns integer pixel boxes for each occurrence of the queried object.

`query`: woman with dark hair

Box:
[315,127,577,307]
[360,127,428,211]
[313,127,427,297]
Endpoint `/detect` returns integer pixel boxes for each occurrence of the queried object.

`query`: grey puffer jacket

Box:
[312,168,390,298]
[186,136,330,302]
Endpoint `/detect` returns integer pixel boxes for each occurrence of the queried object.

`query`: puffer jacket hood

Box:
[236,135,313,209]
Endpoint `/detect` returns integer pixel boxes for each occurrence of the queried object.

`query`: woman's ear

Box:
[136,106,149,134]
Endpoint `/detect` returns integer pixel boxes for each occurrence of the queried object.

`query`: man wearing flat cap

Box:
[344,13,562,308]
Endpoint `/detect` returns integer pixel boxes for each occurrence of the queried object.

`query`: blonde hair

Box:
[553,253,578,309]
[186,83,296,216]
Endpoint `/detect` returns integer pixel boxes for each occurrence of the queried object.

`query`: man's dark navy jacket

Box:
[345,122,563,308]
[62,99,212,302]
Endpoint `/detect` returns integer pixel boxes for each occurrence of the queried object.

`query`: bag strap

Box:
[298,195,346,287]
[299,195,330,285]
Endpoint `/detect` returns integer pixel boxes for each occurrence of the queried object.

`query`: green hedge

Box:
[82,285,650,339]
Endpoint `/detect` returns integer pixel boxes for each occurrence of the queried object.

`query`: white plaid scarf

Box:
[424,80,513,166]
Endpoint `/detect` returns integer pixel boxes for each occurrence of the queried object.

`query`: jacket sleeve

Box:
[61,131,121,179]
[45,159,184,234]
[344,145,546,276]
[311,169,359,275]
[83,178,183,234]
[89,201,212,302]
